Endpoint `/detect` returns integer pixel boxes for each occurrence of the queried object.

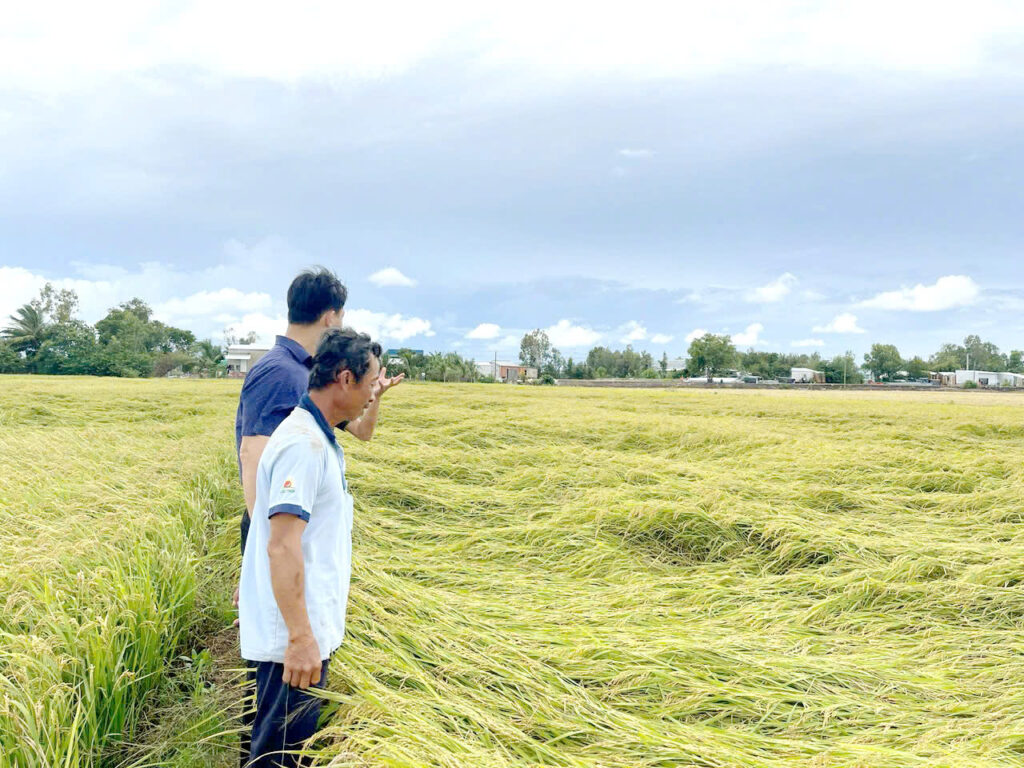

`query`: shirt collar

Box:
[297,393,337,446]
[276,335,313,369]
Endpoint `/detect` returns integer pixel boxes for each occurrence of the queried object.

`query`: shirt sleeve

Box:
[240,377,305,437]
[265,439,324,522]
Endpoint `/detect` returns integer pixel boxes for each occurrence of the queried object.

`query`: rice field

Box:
[3,378,1024,767]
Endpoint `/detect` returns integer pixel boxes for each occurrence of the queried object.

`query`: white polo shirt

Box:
[239,394,354,663]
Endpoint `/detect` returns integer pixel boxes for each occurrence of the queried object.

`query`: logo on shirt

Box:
[282,477,296,493]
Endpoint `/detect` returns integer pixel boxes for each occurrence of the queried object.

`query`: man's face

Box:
[339,356,380,420]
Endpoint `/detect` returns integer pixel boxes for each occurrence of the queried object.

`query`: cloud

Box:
[650,333,674,345]
[486,334,521,352]
[747,273,797,303]
[5,4,1019,96]
[545,319,601,348]
[466,322,501,339]
[857,275,980,311]
[685,328,708,343]
[732,322,764,347]
[791,338,825,348]
[154,288,273,323]
[618,148,654,159]
[222,312,288,346]
[345,308,434,341]
[813,312,867,334]
[618,320,647,343]
[368,267,416,288]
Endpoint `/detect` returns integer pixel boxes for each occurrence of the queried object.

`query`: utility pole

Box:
[843,355,847,388]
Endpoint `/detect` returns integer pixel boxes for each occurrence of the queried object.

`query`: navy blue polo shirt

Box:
[236,336,315,554]
[235,335,312,459]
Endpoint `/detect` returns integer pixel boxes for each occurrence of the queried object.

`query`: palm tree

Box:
[2,304,48,359]
[193,339,225,377]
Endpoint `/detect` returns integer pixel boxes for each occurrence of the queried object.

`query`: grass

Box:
[0,376,241,768]
[2,379,1024,766]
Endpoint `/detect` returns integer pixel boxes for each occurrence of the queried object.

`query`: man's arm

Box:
[267,513,322,689]
[344,368,405,442]
[239,435,271,517]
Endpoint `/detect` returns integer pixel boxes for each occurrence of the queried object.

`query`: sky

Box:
[2,1,1023,363]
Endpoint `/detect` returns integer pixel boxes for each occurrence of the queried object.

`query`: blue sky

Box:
[2,2,1023,363]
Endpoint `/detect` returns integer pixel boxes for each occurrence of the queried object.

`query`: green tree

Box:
[520,330,552,369]
[864,343,903,381]
[193,339,225,377]
[904,356,929,380]
[1008,350,1024,374]
[962,334,1005,371]
[34,320,98,375]
[930,342,965,372]
[2,304,48,369]
[0,340,22,373]
[687,333,737,378]
[32,283,80,325]
[659,352,668,378]
[819,351,863,384]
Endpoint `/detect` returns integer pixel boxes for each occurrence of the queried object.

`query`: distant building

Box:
[664,358,687,372]
[954,370,1024,388]
[791,367,825,384]
[225,345,271,377]
[475,360,539,382]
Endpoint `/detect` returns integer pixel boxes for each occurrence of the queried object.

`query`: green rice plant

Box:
[0,376,242,768]
[5,380,1024,767]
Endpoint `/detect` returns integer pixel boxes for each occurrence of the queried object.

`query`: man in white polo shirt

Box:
[239,327,381,767]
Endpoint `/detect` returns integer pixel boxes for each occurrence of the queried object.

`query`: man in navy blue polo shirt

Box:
[235,267,404,556]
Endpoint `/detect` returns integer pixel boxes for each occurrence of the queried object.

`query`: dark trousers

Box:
[241,659,330,768]
[241,510,251,556]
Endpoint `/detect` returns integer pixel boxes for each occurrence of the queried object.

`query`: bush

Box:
[478,375,497,384]
[540,373,556,386]
[962,380,979,389]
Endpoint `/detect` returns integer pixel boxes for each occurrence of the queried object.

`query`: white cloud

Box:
[466,322,501,339]
[222,313,287,346]
[857,275,980,311]
[747,273,797,303]
[685,328,708,343]
[345,308,434,342]
[545,319,601,348]
[0,266,47,324]
[618,148,654,159]
[732,322,764,347]
[154,288,272,323]
[791,338,825,348]
[618,320,647,343]
[813,312,867,334]
[368,267,416,288]
[4,3,1020,95]
[650,333,674,345]
[487,334,521,352]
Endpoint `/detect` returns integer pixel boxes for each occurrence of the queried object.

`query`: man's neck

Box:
[285,323,322,357]
[307,389,346,428]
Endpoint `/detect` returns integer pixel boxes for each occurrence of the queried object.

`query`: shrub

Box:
[963,380,979,389]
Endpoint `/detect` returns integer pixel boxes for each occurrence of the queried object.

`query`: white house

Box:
[955,370,1024,388]
[225,345,271,377]
[475,361,539,382]
[791,367,825,384]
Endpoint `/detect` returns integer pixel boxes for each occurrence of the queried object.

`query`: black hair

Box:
[309,328,382,389]
[287,267,348,325]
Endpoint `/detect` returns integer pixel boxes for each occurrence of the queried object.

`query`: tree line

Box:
[1,285,224,377]
[516,329,1024,383]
